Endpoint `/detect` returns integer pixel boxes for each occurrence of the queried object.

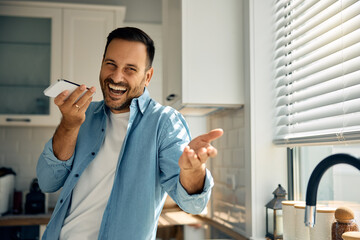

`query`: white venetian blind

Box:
[273,0,360,145]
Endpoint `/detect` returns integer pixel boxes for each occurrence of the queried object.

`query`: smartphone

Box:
[44,79,93,98]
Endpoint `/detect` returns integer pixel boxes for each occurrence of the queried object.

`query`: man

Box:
[37,27,223,239]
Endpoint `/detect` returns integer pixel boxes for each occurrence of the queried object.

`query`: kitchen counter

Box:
[0,213,51,226]
[0,209,247,240]
[0,207,199,227]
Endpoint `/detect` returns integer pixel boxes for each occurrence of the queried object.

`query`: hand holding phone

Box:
[44,79,95,98]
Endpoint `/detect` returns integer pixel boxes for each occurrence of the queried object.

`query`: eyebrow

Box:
[104,58,116,63]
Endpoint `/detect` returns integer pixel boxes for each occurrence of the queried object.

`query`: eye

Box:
[106,62,116,67]
[126,67,137,72]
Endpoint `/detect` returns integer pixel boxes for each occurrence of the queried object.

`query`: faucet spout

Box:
[304,153,360,227]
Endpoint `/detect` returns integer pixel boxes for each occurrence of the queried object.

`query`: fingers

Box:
[183,146,218,167]
[199,128,224,143]
[181,146,200,170]
[54,90,70,107]
[78,96,93,114]
[54,85,95,108]
[197,146,218,162]
[75,86,96,108]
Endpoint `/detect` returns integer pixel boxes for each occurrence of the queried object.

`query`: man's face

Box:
[99,39,153,113]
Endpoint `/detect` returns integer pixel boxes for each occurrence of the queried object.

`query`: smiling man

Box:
[37,27,223,240]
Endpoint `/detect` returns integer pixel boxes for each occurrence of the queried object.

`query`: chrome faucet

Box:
[304,153,360,227]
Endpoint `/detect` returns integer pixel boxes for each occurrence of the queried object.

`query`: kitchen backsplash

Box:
[0,126,60,208]
[207,108,246,233]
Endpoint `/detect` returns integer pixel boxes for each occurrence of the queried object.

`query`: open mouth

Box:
[108,83,127,96]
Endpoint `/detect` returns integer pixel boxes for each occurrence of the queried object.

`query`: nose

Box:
[109,68,125,83]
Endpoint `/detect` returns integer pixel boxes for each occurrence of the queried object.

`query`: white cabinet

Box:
[0,1,126,125]
[162,0,244,115]
[0,3,62,125]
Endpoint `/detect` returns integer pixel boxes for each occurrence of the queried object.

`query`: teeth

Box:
[109,83,126,91]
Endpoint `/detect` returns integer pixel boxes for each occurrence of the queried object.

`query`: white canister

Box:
[295,203,310,240]
[282,200,297,240]
[309,206,335,240]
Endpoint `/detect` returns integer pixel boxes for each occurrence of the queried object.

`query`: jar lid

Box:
[341,231,360,240]
[294,203,306,209]
[317,206,336,213]
[282,200,298,206]
[335,206,355,223]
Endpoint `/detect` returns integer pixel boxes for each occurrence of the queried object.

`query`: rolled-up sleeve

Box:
[158,109,214,214]
[36,138,74,193]
[176,168,214,214]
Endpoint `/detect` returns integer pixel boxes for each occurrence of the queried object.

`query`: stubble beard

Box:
[101,77,146,112]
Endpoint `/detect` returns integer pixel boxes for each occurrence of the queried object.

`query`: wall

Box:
[246,0,288,239]
[0,126,58,207]
[11,0,162,23]
[207,108,247,235]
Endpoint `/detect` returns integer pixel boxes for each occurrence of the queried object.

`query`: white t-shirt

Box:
[60,111,129,240]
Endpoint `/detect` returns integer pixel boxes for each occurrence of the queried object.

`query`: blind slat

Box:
[276,83,360,115]
[283,4,360,55]
[275,54,360,88]
[276,98,360,126]
[275,26,360,70]
[274,0,359,52]
[275,112,360,137]
[276,69,360,100]
[279,0,357,43]
[275,38,360,79]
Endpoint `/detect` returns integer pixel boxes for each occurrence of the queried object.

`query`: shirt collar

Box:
[94,87,151,115]
[130,87,151,114]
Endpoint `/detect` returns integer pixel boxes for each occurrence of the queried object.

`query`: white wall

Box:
[246,0,288,239]
[0,126,59,207]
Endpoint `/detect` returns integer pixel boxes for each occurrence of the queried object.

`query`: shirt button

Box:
[91,152,95,156]
[102,129,104,132]
[60,199,63,203]
[75,174,79,177]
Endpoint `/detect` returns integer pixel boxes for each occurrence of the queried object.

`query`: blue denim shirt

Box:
[37,88,214,240]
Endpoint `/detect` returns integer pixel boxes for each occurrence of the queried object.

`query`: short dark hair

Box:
[104,27,155,69]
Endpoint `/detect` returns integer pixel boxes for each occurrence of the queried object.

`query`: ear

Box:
[144,67,153,87]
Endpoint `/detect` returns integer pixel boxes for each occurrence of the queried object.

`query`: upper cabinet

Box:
[0,4,62,125]
[0,1,125,126]
[162,0,244,115]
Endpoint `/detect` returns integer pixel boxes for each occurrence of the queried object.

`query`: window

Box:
[273,0,360,210]
[273,0,360,145]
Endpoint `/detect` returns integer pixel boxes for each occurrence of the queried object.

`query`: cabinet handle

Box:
[6,118,31,122]
[166,94,176,101]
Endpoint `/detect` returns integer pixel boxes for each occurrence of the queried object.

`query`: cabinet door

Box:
[162,0,182,107]
[0,5,61,126]
[182,0,244,106]
[162,0,244,109]
[62,9,116,102]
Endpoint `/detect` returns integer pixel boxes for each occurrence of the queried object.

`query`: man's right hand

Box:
[54,85,96,130]
[52,85,96,161]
